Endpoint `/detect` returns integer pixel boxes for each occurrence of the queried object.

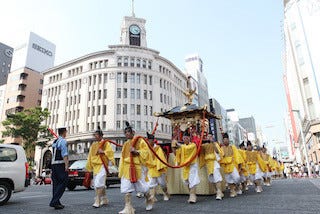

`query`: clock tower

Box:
[120,16,147,47]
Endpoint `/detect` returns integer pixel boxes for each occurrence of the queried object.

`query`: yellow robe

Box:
[219,145,244,174]
[238,149,249,177]
[175,142,198,180]
[118,138,149,180]
[199,142,223,175]
[147,145,167,178]
[261,153,273,172]
[86,140,115,175]
[245,150,267,174]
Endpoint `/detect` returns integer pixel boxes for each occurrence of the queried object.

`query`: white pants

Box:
[183,163,200,189]
[240,175,248,183]
[148,173,166,188]
[208,161,223,184]
[93,167,106,189]
[249,164,264,182]
[225,167,240,184]
[120,177,149,194]
[263,171,273,179]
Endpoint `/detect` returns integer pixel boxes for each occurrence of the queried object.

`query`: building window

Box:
[92,106,95,116]
[40,79,44,84]
[117,57,122,66]
[142,60,146,68]
[103,89,107,99]
[144,90,147,99]
[144,75,147,84]
[123,88,127,98]
[78,95,81,103]
[98,90,102,99]
[123,72,128,83]
[149,76,152,85]
[117,88,121,98]
[103,121,106,129]
[103,105,107,115]
[137,105,141,115]
[160,79,162,88]
[137,121,141,131]
[123,104,127,114]
[87,107,90,116]
[124,57,128,66]
[88,92,91,101]
[136,89,140,99]
[148,61,152,69]
[164,94,166,104]
[117,72,121,83]
[144,105,148,115]
[150,122,154,131]
[130,73,135,84]
[131,121,135,129]
[145,121,148,131]
[136,73,141,84]
[131,104,135,115]
[98,106,101,115]
[93,91,96,100]
[98,74,102,84]
[137,59,141,67]
[104,73,108,83]
[130,57,135,67]
[149,91,152,100]
[116,121,121,130]
[117,104,121,114]
[130,88,135,99]
[149,106,153,116]
[160,93,163,103]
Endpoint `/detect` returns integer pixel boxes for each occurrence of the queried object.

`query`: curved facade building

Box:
[35,15,188,170]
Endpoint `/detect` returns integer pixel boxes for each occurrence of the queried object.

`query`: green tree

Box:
[2,107,52,160]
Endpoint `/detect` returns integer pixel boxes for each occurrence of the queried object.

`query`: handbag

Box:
[83,171,91,188]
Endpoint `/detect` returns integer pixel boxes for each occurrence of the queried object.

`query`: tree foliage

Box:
[2,107,52,160]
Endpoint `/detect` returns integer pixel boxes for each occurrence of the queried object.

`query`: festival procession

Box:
[45,88,285,213]
[1,1,320,214]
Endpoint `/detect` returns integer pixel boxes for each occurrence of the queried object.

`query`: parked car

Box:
[67,159,120,191]
[0,144,29,205]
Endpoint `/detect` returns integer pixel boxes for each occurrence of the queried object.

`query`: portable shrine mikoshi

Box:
[154,103,224,195]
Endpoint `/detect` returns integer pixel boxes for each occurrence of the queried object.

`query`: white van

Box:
[0,144,29,205]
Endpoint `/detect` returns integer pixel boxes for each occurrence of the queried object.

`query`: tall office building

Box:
[1,32,56,144]
[185,54,209,107]
[34,13,189,173]
[283,0,320,163]
[239,116,257,142]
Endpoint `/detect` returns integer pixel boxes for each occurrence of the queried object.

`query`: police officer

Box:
[49,127,69,210]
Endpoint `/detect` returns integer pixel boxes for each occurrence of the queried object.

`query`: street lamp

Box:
[292,109,312,177]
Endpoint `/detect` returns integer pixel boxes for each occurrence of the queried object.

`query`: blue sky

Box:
[0,0,286,143]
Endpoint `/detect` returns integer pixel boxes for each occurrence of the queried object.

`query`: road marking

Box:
[19,195,49,199]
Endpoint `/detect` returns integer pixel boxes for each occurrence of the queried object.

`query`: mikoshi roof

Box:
[154,103,221,120]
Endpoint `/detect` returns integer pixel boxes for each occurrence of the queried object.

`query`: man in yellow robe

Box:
[219,133,244,198]
[86,127,115,208]
[175,132,200,203]
[246,142,267,193]
[199,134,224,200]
[238,141,249,193]
[260,146,273,186]
[118,122,154,214]
[145,132,170,201]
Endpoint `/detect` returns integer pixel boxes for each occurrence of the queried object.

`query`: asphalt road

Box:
[3,179,320,214]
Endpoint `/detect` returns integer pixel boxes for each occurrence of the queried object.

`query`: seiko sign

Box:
[32,43,53,57]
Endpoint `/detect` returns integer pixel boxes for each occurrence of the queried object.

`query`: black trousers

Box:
[49,164,68,206]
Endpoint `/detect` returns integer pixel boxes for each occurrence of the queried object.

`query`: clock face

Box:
[129,25,141,35]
